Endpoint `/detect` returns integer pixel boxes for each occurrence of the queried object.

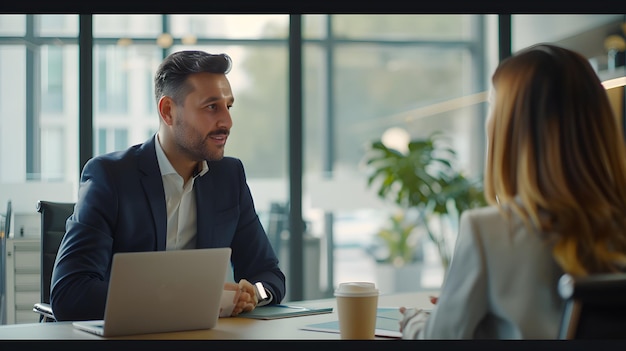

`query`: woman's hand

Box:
[398,295,437,338]
[398,306,420,333]
[398,306,431,339]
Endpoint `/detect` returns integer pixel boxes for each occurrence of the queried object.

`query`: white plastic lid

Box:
[334,281,379,297]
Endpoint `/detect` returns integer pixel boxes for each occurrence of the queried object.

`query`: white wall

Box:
[512,14,624,52]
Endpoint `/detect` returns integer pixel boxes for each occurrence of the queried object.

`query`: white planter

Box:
[375,261,423,294]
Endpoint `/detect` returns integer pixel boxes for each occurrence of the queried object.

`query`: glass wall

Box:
[0,15,79,217]
[1,14,623,309]
[302,15,492,296]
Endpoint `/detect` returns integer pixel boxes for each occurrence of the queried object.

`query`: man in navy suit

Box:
[50,51,286,321]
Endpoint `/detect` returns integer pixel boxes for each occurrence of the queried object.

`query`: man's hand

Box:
[224,279,257,316]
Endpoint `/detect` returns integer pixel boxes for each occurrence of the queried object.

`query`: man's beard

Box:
[174,116,228,161]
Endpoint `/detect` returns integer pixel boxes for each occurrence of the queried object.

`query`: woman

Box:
[399,43,626,339]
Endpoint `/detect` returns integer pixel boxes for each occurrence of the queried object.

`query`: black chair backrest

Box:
[558,273,626,339]
[36,201,75,307]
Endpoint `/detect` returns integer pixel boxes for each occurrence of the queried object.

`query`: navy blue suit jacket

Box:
[50,136,286,321]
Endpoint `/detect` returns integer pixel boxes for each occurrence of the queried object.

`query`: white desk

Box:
[0,291,434,340]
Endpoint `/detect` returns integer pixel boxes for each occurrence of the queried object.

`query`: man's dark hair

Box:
[154,50,232,105]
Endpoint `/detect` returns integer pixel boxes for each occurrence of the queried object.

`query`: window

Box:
[41,46,64,113]
[97,128,128,155]
[1,13,620,308]
[96,46,129,115]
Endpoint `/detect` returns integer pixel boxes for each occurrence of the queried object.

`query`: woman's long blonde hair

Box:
[484,43,626,276]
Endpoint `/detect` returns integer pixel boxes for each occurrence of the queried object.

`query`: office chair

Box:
[33,200,75,323]
[557,272,626,339]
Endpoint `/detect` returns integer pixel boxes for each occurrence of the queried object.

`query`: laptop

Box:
[72,247,231,337]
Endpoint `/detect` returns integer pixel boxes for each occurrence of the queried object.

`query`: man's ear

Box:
[158,96,175,126]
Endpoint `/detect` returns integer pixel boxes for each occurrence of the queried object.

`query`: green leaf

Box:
[364,130,488,268]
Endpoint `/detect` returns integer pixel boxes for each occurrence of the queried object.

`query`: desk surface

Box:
[0,291,433,340]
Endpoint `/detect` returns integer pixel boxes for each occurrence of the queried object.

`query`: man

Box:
[50,50,286,321]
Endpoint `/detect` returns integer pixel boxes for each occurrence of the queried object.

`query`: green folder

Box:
[300,307,403,338]
[238,304,334,320]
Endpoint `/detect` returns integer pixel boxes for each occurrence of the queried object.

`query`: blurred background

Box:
[1,13,625,324]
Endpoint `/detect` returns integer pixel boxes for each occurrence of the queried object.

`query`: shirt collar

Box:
[155,133,209,178]
[195,158,209,178]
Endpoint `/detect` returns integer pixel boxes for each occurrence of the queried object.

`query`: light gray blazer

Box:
[415,205,565,339]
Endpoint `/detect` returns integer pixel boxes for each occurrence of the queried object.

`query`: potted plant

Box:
[366,209,426,292]
[364,131,487,273]
[368,209,423,267]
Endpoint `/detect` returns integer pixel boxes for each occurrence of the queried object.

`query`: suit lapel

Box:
[194,178,214,248]
[137,136,167,251]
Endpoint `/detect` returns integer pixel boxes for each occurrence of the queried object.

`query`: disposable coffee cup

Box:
[334,281,379,339]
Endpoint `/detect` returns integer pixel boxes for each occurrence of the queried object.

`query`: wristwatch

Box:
[254,282,271,304]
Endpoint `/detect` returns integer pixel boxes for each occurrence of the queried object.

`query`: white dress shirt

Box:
[155,134,208,250]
